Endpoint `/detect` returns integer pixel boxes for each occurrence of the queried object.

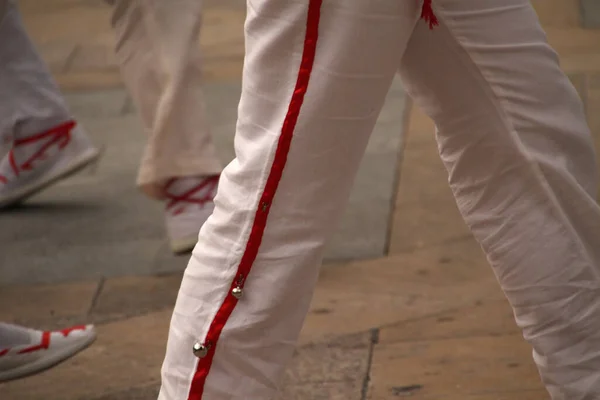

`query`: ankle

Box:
[140,175,219,201]
[139,181,169,201]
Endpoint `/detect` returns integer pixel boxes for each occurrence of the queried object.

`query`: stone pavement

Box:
[1,0,600,399]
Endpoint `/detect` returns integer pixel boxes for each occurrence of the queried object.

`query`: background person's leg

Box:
[109,0,223,253]
[399,1,600,397]
[0,0,71,139]
[0,0,99,207]
[158,0,421,398]
[109,0,222,190]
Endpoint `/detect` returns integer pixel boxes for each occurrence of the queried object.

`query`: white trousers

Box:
[159,1,600,399]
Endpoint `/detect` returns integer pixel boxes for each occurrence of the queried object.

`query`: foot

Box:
[0,323,96,382]
[164,175,219,254]
[0,120,101,208]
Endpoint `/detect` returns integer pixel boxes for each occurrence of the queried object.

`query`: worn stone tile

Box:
[405,104,435,134]
[283,333,370,384]
[0,281,98,323]
[378,298,519,345]
[63,89,130,119]
[559,53,600,74]
[55,70,125,92]
[277,380,364,400]
[68,44,119,72]
[300,242,503,344]
[588,72,600,95]
[201,8,245,56]
[368,389,549,400]
[86,385,160,400]
[540,27,600,75]
[277,332,370,400]
[201,7,245,81]
[460,391,549,400]
[327,235,495,290]
[20,5,112,46]
[0,310,171,400]
[90,273,183,321]
[545,29,600,59]
[203,59,244,82]
[531,0,581,28]
[568,73,588,106]
[581,0,600,29]
[367,335,542,400]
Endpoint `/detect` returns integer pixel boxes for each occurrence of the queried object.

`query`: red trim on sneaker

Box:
[0,120,76,183]
[0,349,8,357]
[9,151,19,177]
[17,331,51,354]
[59,325,87,337]
[185,1,323,398]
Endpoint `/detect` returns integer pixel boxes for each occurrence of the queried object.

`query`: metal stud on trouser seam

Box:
[231,287,243,299]
[192,342,209,358]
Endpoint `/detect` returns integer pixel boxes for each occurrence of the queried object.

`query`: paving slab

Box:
[298,240,504,345]
[90,274,183,322]
[277,332,371,400]
[459,392,549,400]
[367,334,543,399]
[581,0,600,29]
[377,297,520,344]
[20,0,246,85]
[0,280,98,322]
[86,385,161,400]
[531,0,581,28]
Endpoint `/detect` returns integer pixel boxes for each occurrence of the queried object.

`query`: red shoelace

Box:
[0,120,76,184]
[165,175,219,216]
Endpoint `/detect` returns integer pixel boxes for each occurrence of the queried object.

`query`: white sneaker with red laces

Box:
[0,120,101,208]
[0,323,96,382]
[164,175,219,254]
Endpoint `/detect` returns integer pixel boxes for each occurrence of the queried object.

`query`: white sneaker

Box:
[164,175,219,254]
[0,120,101,208]
[0,323,96,382]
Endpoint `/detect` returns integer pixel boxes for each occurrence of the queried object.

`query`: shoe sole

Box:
[0,148,101,209]
[170,236,198,255]
[0,332,97,383]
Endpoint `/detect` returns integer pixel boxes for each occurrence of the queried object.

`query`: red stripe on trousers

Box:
[186,1,323,398]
